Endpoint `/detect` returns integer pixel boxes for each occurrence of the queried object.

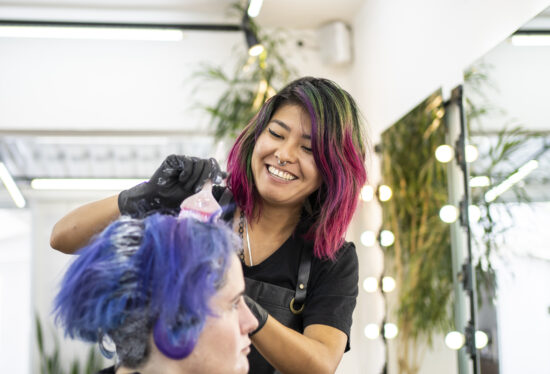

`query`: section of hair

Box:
[227,77,368,259]
[54,214,238,367]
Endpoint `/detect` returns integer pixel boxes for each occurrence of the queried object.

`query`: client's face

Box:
[185,255,258,374]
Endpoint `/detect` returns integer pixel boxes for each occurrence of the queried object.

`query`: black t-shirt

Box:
[213,186,359,349]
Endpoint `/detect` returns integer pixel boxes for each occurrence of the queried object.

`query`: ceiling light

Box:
[247,0,264,18]
[0,25,184,41]
[0,162,26,208]
[31,178,146,191]
[484,160,538,202]
[510,32,550,46]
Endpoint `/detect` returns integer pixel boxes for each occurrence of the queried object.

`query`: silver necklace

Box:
[245,216,253,266]
[238,210,253,266]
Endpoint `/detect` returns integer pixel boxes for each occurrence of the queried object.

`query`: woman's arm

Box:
[50,195,120,254]
[252,317,347,374]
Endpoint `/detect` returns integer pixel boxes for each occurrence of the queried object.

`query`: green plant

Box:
[36,315,105,374]
[193,2,296,140]
[380,91,453,374]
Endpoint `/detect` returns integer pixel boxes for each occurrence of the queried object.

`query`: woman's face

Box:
[251,104,322,209]
[182,255,258,374]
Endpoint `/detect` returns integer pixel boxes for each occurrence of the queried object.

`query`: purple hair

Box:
[227,77,368,260]
[53,214,238,367]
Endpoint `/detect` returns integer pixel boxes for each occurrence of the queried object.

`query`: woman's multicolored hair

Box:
[53,214,238,368]
[227,77,368,260]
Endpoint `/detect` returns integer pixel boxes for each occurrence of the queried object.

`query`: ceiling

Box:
[0,0,366,28]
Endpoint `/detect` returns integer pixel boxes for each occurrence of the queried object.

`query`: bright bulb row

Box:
[364,323,399,340]
[360,184,392,202]
[362,276,396,293]
[439,204,481,223]
[360,230,395,247]
[435,144,479,163]
[445,330,489,350]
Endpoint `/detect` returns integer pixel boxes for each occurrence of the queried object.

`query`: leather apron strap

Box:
[245,245,313,374]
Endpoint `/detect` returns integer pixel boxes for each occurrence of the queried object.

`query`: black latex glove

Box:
[244,295,268,336]
[118,155,226,218]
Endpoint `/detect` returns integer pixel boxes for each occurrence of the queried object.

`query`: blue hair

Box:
[53,214,237,366]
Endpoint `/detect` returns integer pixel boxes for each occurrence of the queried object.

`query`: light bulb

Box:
[469,205,481,223]
[360,231,376,247]
[439,205,458,223]
[475,330,489,349]
[383,323,398,339]
[466,145,479,163]
[435,145,454,163]
[378,185,393,201]
[445,331,465,350]
[470,176,490,187]
[362,277,378,293]
[379,230,395,247]
[360,185,374,202]
[381,276,396,292]
[364,324,380,339]
[248,44,264,57]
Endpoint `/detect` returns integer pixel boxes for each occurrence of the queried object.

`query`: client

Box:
[54,213,258,374]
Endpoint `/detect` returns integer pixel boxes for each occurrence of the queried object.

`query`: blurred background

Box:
[0,0,549,373]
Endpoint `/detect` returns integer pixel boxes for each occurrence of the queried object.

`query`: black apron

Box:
[218,189,313,374]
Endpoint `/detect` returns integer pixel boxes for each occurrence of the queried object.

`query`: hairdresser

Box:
[51,77,368,374]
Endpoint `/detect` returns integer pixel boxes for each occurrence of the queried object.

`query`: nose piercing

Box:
[276,155,287,167]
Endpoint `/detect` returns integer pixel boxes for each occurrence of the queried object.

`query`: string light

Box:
[362,277,378,293]
[475,331,489,349]
[465,145,479,163]
[383,323,399,339]
[360,230,377,247]
[469,205,481,223]
[445,331,465,350]
[470,176,490,187]
[364,324,380,339]
[381,276,396,293]
[435,145,454,163]
[439,205,459,223]
[378,185,393,201]
[379,230,395,247]
[360,185,375,202]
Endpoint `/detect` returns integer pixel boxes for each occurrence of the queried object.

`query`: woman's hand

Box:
[118,155,226,218]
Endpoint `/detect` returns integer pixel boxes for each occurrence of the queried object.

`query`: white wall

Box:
[0,210,31,374]
[350,0,550,138]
